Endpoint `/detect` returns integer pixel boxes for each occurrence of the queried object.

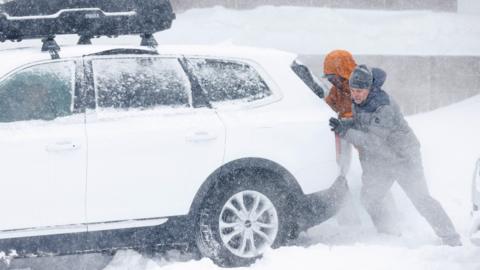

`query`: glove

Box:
[329,117,349,137]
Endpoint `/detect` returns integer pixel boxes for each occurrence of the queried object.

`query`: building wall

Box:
[458,0,480,14]
[298,55,480,115]
[170,0,457,12]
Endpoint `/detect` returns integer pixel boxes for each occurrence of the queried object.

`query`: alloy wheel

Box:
[218,190,279,258]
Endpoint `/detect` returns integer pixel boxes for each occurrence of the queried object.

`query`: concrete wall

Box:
[298,55,480,115]
[458,0,480,14]
[170,0,457,12]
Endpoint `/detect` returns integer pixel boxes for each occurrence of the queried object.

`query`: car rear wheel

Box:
[195,171,291,267]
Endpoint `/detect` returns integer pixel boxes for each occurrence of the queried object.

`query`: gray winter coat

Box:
[343,68,420,165]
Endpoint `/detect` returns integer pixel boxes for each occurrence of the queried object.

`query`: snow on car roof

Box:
[0,44,298,78]
[157,44,297,60]
[0,45,154,78]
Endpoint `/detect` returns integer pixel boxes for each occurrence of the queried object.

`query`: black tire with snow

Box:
[195,169,293,267]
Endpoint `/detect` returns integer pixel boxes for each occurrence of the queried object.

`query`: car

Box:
[0,43,344,266]
[471,158,480,245]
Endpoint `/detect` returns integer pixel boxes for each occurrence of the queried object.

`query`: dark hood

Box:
[356,67,390,113]
[371,67,386,90]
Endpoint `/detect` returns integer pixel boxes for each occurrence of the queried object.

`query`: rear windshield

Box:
[291,60,326,99]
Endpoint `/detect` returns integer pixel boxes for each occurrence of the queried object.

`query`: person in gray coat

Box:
[329,65,461,246]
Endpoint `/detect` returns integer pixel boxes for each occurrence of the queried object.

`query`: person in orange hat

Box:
[323,50,357,176]
[322,50,359,225]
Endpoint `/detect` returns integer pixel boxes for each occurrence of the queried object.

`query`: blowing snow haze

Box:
[0,1,479,270]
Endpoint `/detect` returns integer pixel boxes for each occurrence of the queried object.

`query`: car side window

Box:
[92,57,190,109]
[0,61,75,123]
[187,58,272,104]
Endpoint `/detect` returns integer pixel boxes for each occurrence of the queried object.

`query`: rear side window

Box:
[291,60,326,99]
[188,59,272,104]
[0,61,75,123]
[92,57,190,109]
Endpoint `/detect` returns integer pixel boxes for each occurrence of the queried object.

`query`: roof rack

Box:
[0,0,176,59]
[41,36,60,59]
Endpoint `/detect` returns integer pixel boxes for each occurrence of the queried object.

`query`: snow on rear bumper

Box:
[297,175,349,231]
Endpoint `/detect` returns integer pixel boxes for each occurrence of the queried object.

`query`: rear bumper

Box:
[297,175,349,231]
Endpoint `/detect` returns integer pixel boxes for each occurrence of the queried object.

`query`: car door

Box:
[84,55,225,225]
[0,60,87,235]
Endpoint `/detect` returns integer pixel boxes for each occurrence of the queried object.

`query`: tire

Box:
[195,170,293,267]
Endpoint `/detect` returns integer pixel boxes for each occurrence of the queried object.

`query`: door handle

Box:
[46,141,81,152]
[186,132,218,142]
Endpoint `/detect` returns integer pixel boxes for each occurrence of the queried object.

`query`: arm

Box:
[343,105,396,149]
[325,87,340,113]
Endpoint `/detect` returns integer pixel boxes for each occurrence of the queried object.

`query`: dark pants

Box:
[360,152,459,239]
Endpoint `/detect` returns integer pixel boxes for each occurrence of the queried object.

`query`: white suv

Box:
[0,44,341,266]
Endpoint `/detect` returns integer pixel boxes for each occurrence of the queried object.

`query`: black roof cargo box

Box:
[0,0,175,42]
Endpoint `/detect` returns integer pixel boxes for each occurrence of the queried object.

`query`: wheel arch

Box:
[188,157,305,217]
